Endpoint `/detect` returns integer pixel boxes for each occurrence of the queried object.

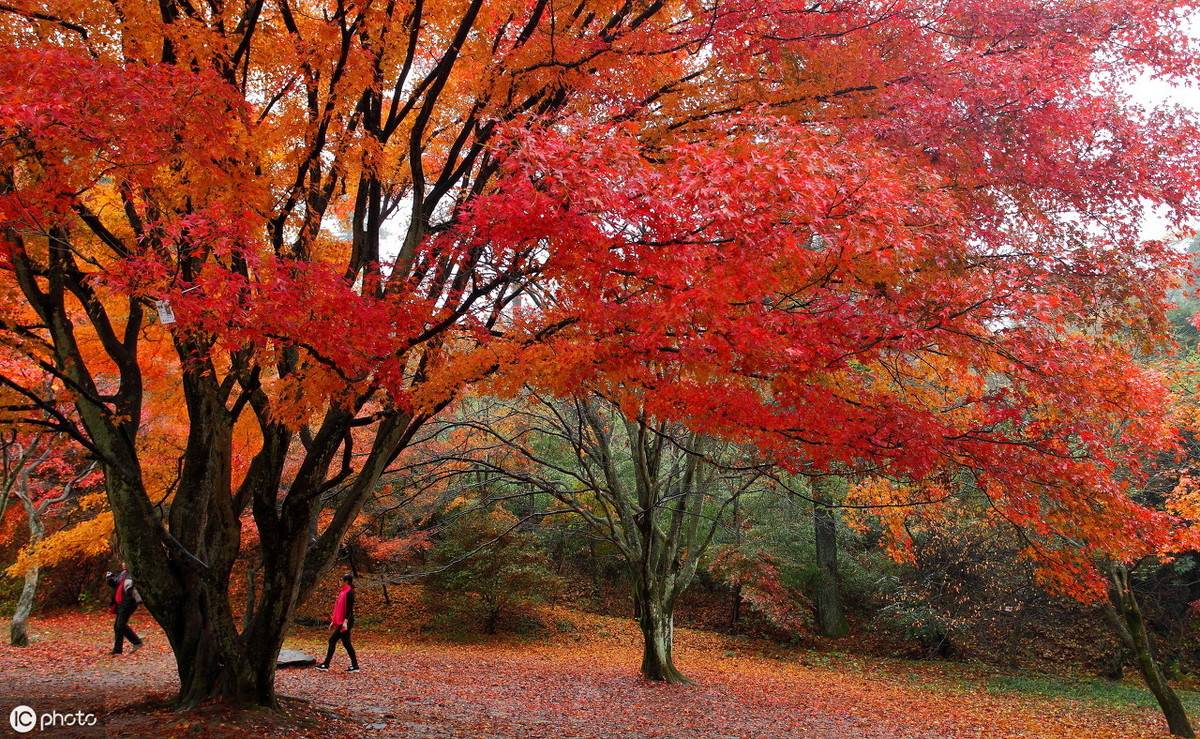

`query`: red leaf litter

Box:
[0,608,1182,737]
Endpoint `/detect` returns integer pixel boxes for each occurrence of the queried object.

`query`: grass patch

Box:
[986,672,1200,714]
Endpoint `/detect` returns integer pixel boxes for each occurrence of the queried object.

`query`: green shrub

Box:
[424,505,561,634]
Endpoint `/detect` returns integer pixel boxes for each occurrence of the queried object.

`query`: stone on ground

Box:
[276,649,316,668]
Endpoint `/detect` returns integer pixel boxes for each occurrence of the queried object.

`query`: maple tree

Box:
[708,544,813,637]
[0,360,104,646]
[1094,344,1200,738]
[0,0,1198,712]
[435,392,773,682]
[0,426,99,646]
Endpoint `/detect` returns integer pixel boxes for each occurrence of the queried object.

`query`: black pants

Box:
[322,626,357,668]
[112,604,142,653]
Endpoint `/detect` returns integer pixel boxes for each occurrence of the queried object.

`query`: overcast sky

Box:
[1133,13,1200,241]
[1134,69,1199,241]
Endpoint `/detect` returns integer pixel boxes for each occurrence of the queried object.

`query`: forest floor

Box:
[1,606,1195,738]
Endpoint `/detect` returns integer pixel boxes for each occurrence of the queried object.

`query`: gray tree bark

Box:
[9,451,63,647]
[10,565,39,647]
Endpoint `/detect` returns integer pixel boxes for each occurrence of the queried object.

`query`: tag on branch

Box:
[155,300,176,325]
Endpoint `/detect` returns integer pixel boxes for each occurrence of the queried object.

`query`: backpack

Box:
[106,572,119,613]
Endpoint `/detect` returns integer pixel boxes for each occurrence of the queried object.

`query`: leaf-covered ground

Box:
[0,607,1192,737]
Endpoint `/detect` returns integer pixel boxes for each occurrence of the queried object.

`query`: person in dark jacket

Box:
[317,573,358,672]
[106,562,143,655]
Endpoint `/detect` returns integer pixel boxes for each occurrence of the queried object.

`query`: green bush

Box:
[424,505,562,634]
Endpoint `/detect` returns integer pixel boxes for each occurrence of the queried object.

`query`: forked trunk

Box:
[174,638,261,709]
[165,582,266,709]
[169,604,291,709]
[148,536,301,710]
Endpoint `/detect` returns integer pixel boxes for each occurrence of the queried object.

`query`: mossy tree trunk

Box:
[1106,563,1194,738]
[637,588,688,683]
[811,476,849,638]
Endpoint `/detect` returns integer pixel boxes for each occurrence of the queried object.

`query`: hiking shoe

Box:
[346,666,360,673]
[129,642,143,653]
[316,664,329,671]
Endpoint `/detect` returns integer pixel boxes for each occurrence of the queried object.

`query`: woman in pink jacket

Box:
[317,573,359,672]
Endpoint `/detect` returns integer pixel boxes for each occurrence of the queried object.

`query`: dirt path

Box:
[0,612,1179,737]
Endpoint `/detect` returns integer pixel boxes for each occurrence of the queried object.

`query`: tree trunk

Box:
[554,532,567,574]
[589,539,602,604]
[637,588,690,684]
[164,579,264,709]
[812,479,849,638]
[166,585,297,710]
[730,494,742,632]
[11,482,44,647]
[117,397,342,710]
[129,477,301,711]
[114,532,279,710]
[242,560,258,634]
[10,565,39,646]
[1108,564,1194,738]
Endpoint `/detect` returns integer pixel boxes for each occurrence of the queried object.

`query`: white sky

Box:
[376,18,1200,252]
[1132,11,1200,241]
[1132,69,1200,241]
